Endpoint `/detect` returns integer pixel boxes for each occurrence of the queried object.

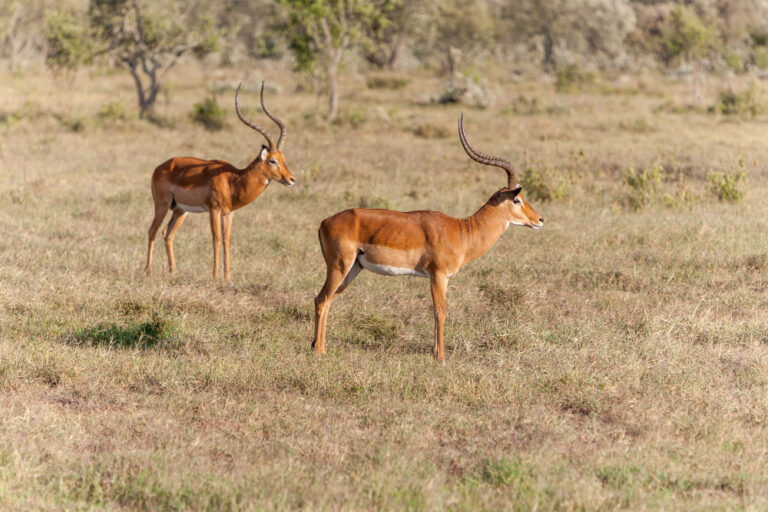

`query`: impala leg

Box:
[429,273,448,362]
[162,209,187,273]
[312,258,360,355]
[221,212,234,282]
[209,209,222,279]
[146,205,170,275]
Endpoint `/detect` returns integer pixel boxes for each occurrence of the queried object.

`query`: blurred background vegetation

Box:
[5,0,768,121]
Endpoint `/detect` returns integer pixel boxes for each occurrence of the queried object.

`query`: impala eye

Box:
[512,198,521,204]
[269,159,278,165]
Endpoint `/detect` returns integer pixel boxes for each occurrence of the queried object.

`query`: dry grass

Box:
[2,65,768,510]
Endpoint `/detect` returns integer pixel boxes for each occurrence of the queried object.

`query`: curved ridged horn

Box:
[260,82,287,150]
[458,113,517,189]
[235,82,274,149]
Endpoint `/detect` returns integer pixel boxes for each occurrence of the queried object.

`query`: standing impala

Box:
[145,82,295,280]
[312,114,544,362]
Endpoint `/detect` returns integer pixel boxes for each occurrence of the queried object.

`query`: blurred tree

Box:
[361,0,415,69]
[0,0,51,72]
[46,0,219,119]
[657,5,719,67]
[506,0,635,71]
[412,0,494,75]
[276,0,397,122]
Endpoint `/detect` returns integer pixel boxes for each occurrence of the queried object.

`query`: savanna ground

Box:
[2,63,768,510]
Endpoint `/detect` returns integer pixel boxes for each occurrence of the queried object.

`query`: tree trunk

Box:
[327,64,339,123]
[326,45,344,123]
[443,47,456,76]
[386,37,403,70]
[542,30,555,72]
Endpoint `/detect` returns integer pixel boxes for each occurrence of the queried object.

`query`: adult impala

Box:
[312,114,543,362]
[145,82,295,280]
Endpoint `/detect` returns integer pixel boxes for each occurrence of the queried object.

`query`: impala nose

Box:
[539,217,544,223]
[287,177,295,186]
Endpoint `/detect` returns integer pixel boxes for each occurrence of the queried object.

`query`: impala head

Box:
[458,114,543,230]
[236,82,295,187]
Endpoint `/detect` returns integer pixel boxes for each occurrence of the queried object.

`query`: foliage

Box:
[46,11,94,70]
[657,5,719,67]
[366,74,408,89]
[708,157,746,202]
[189,97,226,131]
[97,101,131,122]
[521,167,570,202]
[276,0,398,121]
[504,0,636,71]
[555,64,596,93]
[624,160,665,210]
[411,0,494,75]
[711,83,766,117]
[46,0,220,118]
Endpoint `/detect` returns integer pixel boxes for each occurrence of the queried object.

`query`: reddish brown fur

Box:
[312,186,543,362]
[145,148,294,280]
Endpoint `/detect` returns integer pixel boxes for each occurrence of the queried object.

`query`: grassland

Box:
[1,65,768,510]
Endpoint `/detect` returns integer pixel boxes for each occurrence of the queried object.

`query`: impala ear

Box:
[259,146,268,161]
[509,186,522,198]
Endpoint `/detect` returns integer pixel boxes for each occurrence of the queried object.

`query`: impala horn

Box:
[260,83,287,150]
[458,113,518,189]
[235,82,274,149]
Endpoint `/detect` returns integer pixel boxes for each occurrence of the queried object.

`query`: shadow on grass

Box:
[68,313,178,349]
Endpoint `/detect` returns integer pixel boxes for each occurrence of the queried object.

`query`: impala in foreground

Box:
[145,82,294,281]
[312,114,544,362]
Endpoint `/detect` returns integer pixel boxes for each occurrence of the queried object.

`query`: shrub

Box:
[624,161,664,210]
[98,101,130,122]
[521,167,570,202]
[190,97,225,131]
[711,84,765,117]
[413,123,449,139]
[754,46,768,69]
[366,75,409,90]
[708,159,746,202]
[555,64,596,93]
[619,118,654,133]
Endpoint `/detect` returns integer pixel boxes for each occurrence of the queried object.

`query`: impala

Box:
[145,82,295,280]
[312,114,543,362]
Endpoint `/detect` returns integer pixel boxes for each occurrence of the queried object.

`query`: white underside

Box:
[177,203,208,213]
[358,253,428,277]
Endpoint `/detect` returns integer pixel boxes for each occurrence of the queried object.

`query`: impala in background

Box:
[312,114,544,362]
[145,82,295,281]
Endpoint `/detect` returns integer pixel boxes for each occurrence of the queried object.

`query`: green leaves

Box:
[45,11,94,70]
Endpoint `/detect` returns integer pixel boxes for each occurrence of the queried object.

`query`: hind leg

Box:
[163,209,188,273]
[146,204,170,275]
[313,254,361,355]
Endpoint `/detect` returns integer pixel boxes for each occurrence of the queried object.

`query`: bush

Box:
[521,167,570,202]
[366,75,409,90]
[754,46,768,69]
[708,158,746,202]
[555,64,596,93]
[624,161,665,210]
[711,84,766,117]
[413,123,449,139]
[98,101,130,122]
[433,74,491,108]
[190,97,225,131]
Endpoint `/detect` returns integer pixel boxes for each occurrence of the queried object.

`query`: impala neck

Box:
[232,159,271,209]
[460,199,510,267]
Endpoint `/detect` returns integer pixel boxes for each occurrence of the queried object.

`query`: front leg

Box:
[221,212,234,281]
[209,209,222,279]
[429,273,448,362]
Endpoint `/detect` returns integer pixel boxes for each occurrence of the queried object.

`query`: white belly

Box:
[358,253,428,278]
[177,203,208,213]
